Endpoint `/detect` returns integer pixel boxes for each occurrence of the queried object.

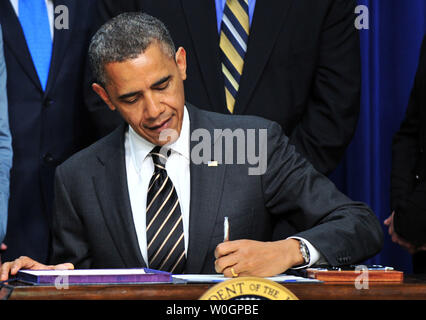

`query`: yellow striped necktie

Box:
[219,0,250,114]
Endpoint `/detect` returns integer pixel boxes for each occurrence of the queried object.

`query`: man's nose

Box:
[144,95,164,119]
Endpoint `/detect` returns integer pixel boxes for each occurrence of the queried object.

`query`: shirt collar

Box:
[128,106,190,171]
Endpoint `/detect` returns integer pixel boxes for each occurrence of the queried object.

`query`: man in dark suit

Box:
[88,0,361,177]
[0,0,97,263]
[1,13,381,278]
[386,35,426,274]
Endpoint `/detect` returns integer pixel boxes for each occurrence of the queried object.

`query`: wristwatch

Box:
[299,240,310,265]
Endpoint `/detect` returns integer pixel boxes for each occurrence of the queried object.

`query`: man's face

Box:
[93,43,187,146]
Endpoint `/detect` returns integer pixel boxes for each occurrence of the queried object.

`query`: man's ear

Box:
[92,83,116,111]
[175,47,187,81]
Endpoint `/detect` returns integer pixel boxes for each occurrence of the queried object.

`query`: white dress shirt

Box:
[10,0,54,39]
[125,107,191,267]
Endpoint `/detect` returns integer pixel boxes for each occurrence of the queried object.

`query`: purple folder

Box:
[17,268,172,284]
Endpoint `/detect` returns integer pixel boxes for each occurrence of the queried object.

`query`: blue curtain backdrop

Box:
[330,0,426,273]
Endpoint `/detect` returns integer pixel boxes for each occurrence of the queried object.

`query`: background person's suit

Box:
[89,0,361,176]
[0,0,97,263]
[50,105,382,271]
[392,35,426,273]
[0,25,13,246]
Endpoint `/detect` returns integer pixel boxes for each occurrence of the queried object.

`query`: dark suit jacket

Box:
[0,0,97,262]
[50,104,382,273]
[88,0,361,176]
[392,35,426,246]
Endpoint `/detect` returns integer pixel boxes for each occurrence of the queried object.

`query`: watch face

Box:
[300,241,310,264]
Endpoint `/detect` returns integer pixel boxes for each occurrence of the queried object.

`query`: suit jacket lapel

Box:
[185,104,226,273]
[234,0,294,114]
[44,0,77,96]
[92,124,146,268]
[180,0,226,113]
[0,0,42,92]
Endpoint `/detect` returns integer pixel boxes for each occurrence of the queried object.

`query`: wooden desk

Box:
[7,275,426,300]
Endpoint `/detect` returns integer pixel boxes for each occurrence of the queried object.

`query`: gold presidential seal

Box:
[199,277,299,300]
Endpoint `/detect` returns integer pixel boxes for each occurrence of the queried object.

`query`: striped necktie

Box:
[219,0,250,113]
[146,146,186,273]
[19,0,52,91]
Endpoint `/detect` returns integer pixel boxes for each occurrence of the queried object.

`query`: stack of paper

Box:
[172,274,321,283]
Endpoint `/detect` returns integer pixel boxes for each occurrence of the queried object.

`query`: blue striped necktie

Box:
[220,0,250,113]
[19,0,52,91]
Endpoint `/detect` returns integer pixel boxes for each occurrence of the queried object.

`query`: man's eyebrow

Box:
[152,75,171,87]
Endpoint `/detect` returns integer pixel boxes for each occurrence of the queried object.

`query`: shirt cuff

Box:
[287,236,323,269]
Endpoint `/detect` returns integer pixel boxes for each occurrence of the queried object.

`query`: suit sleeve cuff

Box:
[287,236,323,269]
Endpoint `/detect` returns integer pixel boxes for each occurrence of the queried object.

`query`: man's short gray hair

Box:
[89,12,176,86]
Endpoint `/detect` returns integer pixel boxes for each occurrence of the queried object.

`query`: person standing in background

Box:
[0,0,97,263]
[0,25,13,266]
[387,35,426,274]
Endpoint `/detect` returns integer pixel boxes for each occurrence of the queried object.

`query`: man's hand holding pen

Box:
[214,238,304,278]
[214,217,305,277]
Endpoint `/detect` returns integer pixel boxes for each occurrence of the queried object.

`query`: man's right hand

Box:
[384,211,418,254]
[0,256,74,281]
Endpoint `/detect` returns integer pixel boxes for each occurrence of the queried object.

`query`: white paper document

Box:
[173,274,320,283]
